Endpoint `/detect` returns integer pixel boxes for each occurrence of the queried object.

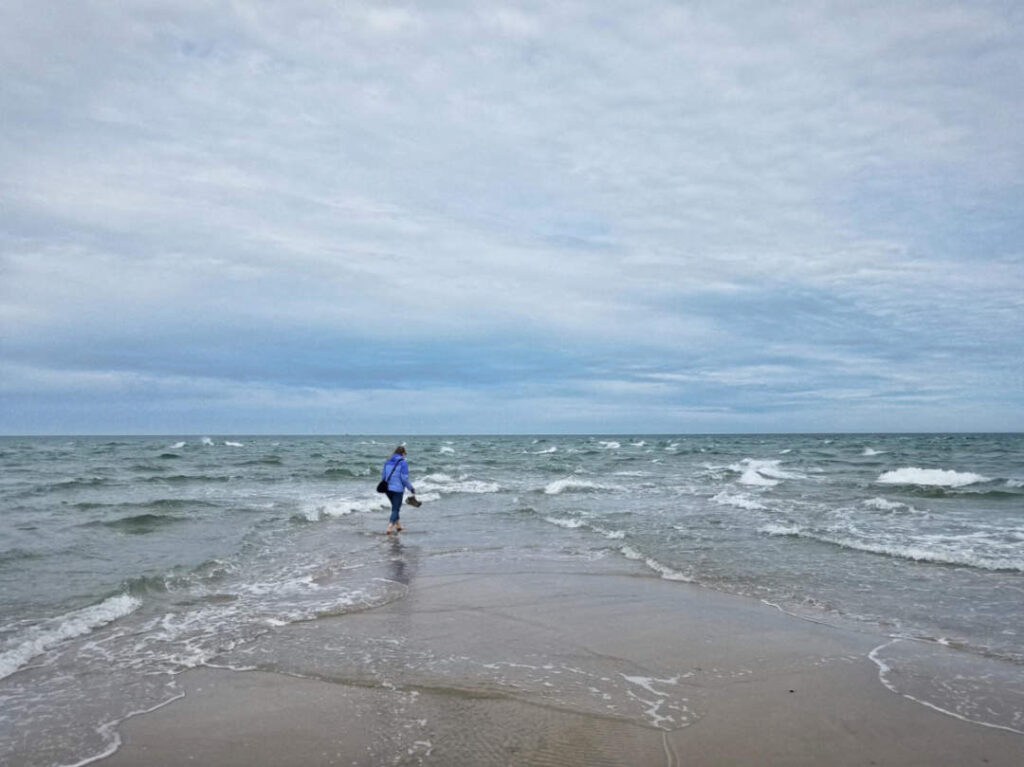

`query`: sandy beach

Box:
[100,547,1022,766]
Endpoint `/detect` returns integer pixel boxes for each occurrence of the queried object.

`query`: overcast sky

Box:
[2,0,1022,434]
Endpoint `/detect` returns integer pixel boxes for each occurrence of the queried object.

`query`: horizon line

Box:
[2,431,1022,438]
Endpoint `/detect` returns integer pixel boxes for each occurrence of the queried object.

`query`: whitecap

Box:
[533,446,557,454]
[200,437,214,446]
[877,468,989,488]
[224,441,244,447]
[729,458,803,486]
[418,473,501,494]
[543,478,621,495]
[543,516,585,529]
[755,462,804,480]
[598,441,621,449]
[711,492,767,511]
[863,497,908,511]
[0,594,142,680]
[737,467,777,487]
[169,441,186,449]
[862,448,886,456]
[759,523,802,537]
[439,446,455,454]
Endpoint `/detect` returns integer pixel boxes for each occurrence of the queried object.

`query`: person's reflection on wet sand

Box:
[387,538,413,585]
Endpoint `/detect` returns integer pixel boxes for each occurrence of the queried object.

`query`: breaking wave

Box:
[711,492,768,511]
[0,594,142,680]
[300,496,388,521]
[418,473,501,494]
[759,524,1023,572]
[543,478,622,495]
[877,468,990,488]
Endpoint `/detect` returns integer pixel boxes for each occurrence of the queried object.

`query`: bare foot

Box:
[395,524,403,532]
[385,525,393,535]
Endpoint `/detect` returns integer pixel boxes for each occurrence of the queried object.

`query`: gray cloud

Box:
[1,0,1022,432]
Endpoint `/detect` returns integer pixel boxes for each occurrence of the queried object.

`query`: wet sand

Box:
[102,549,1022,766]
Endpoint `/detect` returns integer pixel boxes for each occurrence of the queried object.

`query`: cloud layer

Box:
[2,0,1022,433]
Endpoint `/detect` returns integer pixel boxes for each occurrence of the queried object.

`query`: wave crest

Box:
[759,525,1022,572]
[877,468,989,488]
[543,478,622,495]
[0,594,142,680]
[711,492,768,511]
[419,473,501,494]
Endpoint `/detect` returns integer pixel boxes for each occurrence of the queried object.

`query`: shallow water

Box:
[1,433,1022,762]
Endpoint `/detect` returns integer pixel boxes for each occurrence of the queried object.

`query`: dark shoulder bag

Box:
[376,459,402,493]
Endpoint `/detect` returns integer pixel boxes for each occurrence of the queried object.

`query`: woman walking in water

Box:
[381,445,416,535]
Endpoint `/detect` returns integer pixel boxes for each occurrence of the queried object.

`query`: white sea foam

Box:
[620,544,643,560]
[863,497,908,512]
[644,557,692,581]
[868,639,1024,735]
[729,458,803,486]
[200,437,214,446]
[598,441,621,449]
[439,446,455,454]
[418,473,500,494]
[759,525,1023,572]
[877,468,989,488]
[621,674,680,698]
[238,573,321,597]
[544,516,585,529]
[754,462,804,480]
[711,492,767,511]
[169,441,186,449]
[760,523,802,537]
[616,545,691,581]
[592,526,625,540]
[305,496,387,521]
[631,440,646,447]
[224,441,244,447]
[0,594,142,680]
[1006,479,1024,488]
[533,446,557,454]
[734,464,777,487]
[63,691,187,767]
[862,447,886,456]
[778,448,792,454]
[543,478,621,495]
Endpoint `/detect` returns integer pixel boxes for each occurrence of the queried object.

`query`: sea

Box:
[1,433,1022,764]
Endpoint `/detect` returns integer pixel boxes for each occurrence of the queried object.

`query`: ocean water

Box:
[1,433,1022,763]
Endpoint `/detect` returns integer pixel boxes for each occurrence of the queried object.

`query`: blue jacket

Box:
[381,454,414,493]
